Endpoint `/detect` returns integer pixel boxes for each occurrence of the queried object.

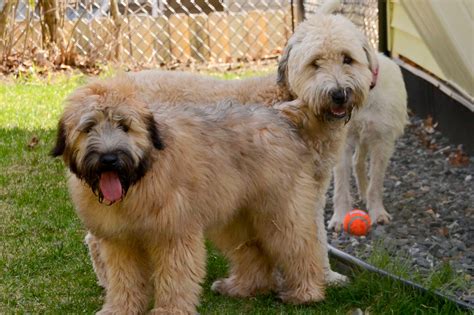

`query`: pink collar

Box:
[370,65,379,89]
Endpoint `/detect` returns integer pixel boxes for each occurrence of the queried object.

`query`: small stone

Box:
[451,240,466,251]
[425,255,435,267]
[412,182,422,188]
[396,238,410,246]
[416,257,432,269]
[448,221,459,230]
[425,208,439,219]
[465,175,472,182]
[373,225,386,237]
[404,190,417,198]
[420,186,430,192]
[350,238,359,246]
[429,244,444,258]
[409,246,420,255]
[446,247,458,257]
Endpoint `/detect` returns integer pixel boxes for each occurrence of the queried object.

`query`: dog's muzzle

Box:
[327,88,353,120]
[81,150,136,205]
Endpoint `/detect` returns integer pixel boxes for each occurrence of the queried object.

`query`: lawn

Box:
[0,71,467,314]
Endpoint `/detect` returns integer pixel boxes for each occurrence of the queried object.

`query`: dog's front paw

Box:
[371,209,392,225]
[327,214,345,231]
[326,270,349,286]
[149,307,190,315]
[96,309,112,315]
[211,277,249,298]
[96,307,129,315]
[278,286,325,304]
[211,278,229,295]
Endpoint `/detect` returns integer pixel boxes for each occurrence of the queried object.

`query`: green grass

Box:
[0,72,468,314]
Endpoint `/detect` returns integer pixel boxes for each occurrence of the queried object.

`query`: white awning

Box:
[400,0,474,102]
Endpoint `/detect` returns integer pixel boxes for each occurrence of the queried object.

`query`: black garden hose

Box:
[328,245,473,311]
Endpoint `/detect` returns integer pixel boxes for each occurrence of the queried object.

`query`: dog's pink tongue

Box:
[99,172,122,203]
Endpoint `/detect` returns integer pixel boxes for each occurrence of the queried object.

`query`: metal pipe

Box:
[328,245,473,310]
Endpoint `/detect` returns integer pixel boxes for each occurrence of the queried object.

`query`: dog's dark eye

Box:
[343,55,353,65]
[312,60,320,69]
[82,123,95,133]
[118,124,129,132]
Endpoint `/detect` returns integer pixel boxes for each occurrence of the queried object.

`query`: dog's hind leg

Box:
[329,141,354,231]
[353,141,369,203]
[97,239,151,315]
[367,140,394,225]
[257,175,326,304]
[315,199,349,286]
[208,212,275,298]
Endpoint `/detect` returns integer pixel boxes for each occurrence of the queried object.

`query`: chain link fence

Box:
[0,1,378,68]
[304,0,379,49]
[1,0,294,67]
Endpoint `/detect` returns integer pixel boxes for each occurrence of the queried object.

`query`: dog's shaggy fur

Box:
[53,76,329,314]
[329,53,408,230]
[130,71,292,107]
[83,2,379,292]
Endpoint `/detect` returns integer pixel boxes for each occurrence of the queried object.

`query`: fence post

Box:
[378,0,388,54]
[296,0,305,24]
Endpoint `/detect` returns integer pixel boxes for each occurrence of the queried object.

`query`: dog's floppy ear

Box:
[361,36,379,88]
[277,42,293,88]
[145,114,165,150]
[51,119,67,157]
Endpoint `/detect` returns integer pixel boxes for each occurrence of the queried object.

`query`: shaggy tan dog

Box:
[53,76,328,314]
[84,1,379,292]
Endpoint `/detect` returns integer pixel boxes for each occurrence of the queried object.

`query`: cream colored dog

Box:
[53,76,327,314]
[321,13,408,230]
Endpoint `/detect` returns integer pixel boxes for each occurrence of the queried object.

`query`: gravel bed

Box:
[324,115,474,305]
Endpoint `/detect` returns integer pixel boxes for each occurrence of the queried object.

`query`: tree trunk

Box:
[39,0,59,47]
[0,0,18,51]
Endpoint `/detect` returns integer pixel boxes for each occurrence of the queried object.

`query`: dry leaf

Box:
[27,136,39,149]
[448,145,469,167]
[423,116,438,134]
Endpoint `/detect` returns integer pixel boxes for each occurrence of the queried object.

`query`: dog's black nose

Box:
[331,89,349,105]
[100,154,118,165]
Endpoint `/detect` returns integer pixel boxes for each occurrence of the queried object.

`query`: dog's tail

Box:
[318,0,342,15]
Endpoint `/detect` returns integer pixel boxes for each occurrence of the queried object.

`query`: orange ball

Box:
[343,209,371,236]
